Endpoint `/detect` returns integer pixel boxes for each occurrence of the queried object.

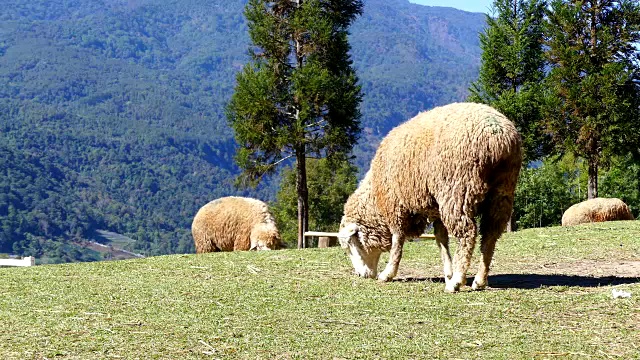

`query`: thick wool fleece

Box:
[562,197,635,226]
[192,196,281,253]
[341,170,428,253]
[340,102,522,291]
[343,103,522,237]
[362,102,522,239]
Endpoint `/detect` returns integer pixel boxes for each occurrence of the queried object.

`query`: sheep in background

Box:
[562,198,634,226]
[339,102,522,292]
[192,196,282,252]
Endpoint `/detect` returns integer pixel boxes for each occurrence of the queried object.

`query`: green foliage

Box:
[0,0,485,261]
[352,2,485,141]
[544,0,640,197]
[514,154,639,228]
[228,0,364,178]
[0,0,274,261]
[469,0,550,163]
[473,0,640,225]
[600,154,640,216]
[514,156,583,229]
[227,0,364,247]
[272,158,358,247]
[0,144,105,262]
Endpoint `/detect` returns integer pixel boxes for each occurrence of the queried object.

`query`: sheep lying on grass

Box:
[338,102,522,292]
[192,196,281,252]
[562,198,634,226]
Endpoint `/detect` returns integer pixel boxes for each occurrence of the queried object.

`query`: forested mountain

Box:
[0,0,485,262]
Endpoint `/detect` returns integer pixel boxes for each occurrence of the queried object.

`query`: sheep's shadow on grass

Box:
[394,274,640,289]
[488,273,640,289]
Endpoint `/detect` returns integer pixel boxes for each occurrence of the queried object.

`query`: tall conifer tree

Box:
[469,0,549,164]
[227,0,363,248]
[544,0,640,198]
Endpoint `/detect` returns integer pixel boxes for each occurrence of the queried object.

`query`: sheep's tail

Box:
[478,152,522,240]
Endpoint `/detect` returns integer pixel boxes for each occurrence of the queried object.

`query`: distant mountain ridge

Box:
[0,0,485,261]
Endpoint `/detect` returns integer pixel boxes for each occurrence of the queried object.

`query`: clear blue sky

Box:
[408,0,494,14]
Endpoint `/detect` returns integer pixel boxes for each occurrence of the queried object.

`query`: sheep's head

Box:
[250,223,282,251]
[338,222,380,279]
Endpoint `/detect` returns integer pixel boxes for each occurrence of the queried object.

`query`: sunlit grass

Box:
[1,221,639,359]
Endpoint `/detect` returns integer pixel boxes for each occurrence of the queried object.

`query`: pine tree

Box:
[544,0,640,198]
[227,0,363,248]
[469,0,549,164]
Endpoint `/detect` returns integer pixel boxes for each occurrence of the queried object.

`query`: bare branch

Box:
[267,153,294,169]
[305,119,327,129]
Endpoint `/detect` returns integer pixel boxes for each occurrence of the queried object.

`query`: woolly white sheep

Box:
[192,196,282,252]
[562,197,634,226]
[338,102,522,292]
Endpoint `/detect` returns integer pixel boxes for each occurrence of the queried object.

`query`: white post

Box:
[0,256,35,267]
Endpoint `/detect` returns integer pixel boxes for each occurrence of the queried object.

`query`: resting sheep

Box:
[562,198,634,226]
[338,102,522,292]
[192,196,281,252]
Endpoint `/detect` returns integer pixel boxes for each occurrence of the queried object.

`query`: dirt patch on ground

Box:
[394,260,640,289]
[536,260,640,277]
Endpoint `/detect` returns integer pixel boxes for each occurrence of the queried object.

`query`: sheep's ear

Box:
[337,223,358,248]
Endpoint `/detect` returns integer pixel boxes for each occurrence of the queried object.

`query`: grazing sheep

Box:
[192,196,281,253]
[338,102,522,292]
[562,198,635,226]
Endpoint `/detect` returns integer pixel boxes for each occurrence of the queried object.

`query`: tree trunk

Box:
[587,3,600,201]
[296,148,309,249]
[292,0,308,249]
[587,159,598,199]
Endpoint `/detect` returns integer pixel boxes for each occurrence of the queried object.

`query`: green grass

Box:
[2,222,639,359]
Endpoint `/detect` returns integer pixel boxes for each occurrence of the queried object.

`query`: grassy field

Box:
[1,222,639,359]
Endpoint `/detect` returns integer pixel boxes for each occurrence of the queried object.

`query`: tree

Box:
[544,0,640,198]
[469,0,549,164]
[514,155,583,228]
[600,154,640,216]
[227,0,363,248]
[513,153,640,228]
[272,157,358,247]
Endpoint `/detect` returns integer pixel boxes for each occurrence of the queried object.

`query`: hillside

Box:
[0,0,485,261]
[1,222,639,358]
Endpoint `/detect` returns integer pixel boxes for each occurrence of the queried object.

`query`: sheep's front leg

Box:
[378,233,404,282]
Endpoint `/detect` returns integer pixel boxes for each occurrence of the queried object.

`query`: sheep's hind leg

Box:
[378,232,404,282]
[446,215,477,292]
[433,219,453,283]
[473,195,513,290]
[472,236,496,291]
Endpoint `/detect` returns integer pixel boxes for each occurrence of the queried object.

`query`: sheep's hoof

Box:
[445,273,464,292]
[444,283,459,293]
[356,269,376,279]
[444,279,460,293]
[471,279,487,291]
[377,271,394,282]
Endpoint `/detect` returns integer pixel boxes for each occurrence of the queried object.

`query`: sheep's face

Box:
[338,223,380,279]
[250,223,282,251]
